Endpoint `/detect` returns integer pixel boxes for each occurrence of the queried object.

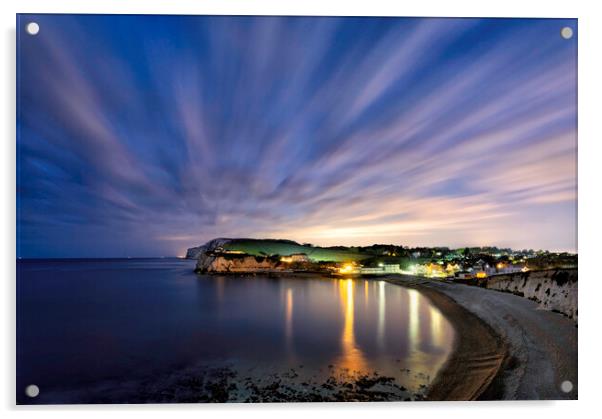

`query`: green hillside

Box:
[223,239,370,262]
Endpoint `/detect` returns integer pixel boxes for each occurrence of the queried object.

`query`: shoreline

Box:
[384,277,507,401]
[196,270,508,400]
[193,270,577,400]
[384,274,577,400]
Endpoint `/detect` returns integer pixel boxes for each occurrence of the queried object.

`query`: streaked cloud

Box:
[17,16,577,257]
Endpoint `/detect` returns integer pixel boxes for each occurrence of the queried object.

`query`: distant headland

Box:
[186,237,577,278]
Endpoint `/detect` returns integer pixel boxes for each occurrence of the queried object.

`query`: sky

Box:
[17,15,577,258]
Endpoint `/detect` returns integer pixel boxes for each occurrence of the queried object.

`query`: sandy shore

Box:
[385,277,506,400]
[384,275,578,400]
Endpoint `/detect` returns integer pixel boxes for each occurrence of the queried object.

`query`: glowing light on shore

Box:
[339,263,356,274]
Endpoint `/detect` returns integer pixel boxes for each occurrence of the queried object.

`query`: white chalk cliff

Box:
[485,269,577,321]
[185,238,233,259]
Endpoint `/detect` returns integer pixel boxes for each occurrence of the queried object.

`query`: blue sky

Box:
[17,15,577,257]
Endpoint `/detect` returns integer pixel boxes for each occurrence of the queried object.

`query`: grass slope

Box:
[223,239,370,262]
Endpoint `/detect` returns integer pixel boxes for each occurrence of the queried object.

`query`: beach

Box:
[385,275,578,400]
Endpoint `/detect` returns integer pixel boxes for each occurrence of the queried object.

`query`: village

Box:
[335,245,577,280]
[334,258,529,279]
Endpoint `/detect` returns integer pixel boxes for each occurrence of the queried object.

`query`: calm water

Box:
[17,259,454,403]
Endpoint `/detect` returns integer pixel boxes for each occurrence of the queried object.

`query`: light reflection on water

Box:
[285,288,294,357]
[330,278,453,384]
[409,288,420,353]
[431,306,443,348]
[338,279,367,372]
[276,275,455,386]
[378,281,386,348]
[17,259,455,400]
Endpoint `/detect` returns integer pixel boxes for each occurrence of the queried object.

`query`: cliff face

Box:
[185,247,203,259]
[196,253,284,273]
[485,269,577,321]
[186,238,233,259]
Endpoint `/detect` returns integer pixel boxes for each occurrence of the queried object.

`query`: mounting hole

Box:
[26,22,40,36]
[25,384,40,398]
[560,380,573,393]
[560,27,573,40]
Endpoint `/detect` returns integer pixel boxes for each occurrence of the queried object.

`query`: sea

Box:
[16,258,454,403]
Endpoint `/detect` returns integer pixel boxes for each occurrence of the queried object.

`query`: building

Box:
[413,264,427,275]
[467,261,489,278]
[455,271,474,280]
[360,267,383,274]
[280,253,310,263]
[446,263,461,275]
[359,264,402,275]
[501,264,528,273]
[383,264,401,273]
[425,263,446,278]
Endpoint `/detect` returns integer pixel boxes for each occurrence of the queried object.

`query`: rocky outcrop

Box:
[188,238,325,273]
[186,238,233,259]
[195,253,285,274]
[185,247,203,259]
[484,269,577,321]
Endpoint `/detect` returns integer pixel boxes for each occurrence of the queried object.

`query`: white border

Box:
[2,1,600,418]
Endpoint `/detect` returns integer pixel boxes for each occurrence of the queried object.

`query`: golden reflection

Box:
[404,290,455,386]
[377,281,386,348]
[364,280,369,306]
[429,306,443,348]
[285,288,293,341]
[337,279,366,372]
[408,288,420,352]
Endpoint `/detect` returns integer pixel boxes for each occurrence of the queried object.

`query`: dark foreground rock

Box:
[31,364,423,403]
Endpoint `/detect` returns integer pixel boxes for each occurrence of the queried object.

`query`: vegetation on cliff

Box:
[187,238,371,263]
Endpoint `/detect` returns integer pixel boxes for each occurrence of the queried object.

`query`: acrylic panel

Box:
[16,14,577,404]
